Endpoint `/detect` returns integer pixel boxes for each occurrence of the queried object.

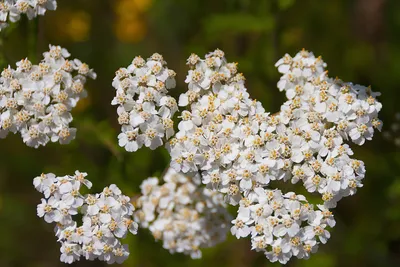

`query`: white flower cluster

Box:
[169,49,267,205]
[112,53,178,152]
[231,188,335,264]
[34,171,138,264]
[0,45,96,148]
[134,168,231,259]
[276,50,382,146]
[0,0,57,31]
[164,49,382,263]
[383,112,400,147]
[107,49,382,263]
[168,49,382,208]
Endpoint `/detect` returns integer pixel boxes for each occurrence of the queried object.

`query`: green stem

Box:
[28,18,38,63]
[0,20,19,67]
[0,36,5,68]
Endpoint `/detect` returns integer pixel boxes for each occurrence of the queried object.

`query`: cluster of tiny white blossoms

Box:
[107,48,382,263]
[134,167,231,259]
[383,112,400,147]
[112,53,178,152]
[168,49,382,207]
[34,171,138,264]
[232,189,335,264]
[0,45,96,148]
[162,49,382,262]
[0,0,57,31]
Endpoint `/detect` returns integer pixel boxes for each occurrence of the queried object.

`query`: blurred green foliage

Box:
[0,0,399,266]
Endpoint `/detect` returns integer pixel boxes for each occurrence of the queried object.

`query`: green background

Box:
[0,0,399,266]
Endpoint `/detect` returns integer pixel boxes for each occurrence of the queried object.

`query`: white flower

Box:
[231,207,253,238]
[140,117,165,149]
[33,172,56,193]
[37,197,60,223]
[265,238,292,264]
[73,170,92,189]
[118,126,143,152]
[273,215,300,237]
[60,242,81,264]
[97,197,118,223]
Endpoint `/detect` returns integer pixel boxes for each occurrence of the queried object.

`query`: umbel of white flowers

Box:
[135,167,231,259]
[0,0,57,31]
[0,45,96,148]
[111,49,382,264]
[34,171,138,264]
[111,53,177,152]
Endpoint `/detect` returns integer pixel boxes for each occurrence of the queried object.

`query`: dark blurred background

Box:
[0,0,399,266]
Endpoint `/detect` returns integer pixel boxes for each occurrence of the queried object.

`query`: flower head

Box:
[33,171,138,264]
[0,45,96,148]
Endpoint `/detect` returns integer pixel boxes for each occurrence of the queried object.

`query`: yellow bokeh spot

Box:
[49,10,91,42]
[115,19,146,43]
[115,0,152,16]
[134,0,152,12]
[113,0,152,43]
[65,11,91,42]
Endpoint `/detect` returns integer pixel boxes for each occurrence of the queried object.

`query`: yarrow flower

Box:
[231,189,335,264]
[134,168,231,259]
[161,49,381,263]
[0,0,58,31]
[109,48,382,264]
[167,49,382,209]
[112,53,177,152]
[34,171,138,264]
[0,45,96,148]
